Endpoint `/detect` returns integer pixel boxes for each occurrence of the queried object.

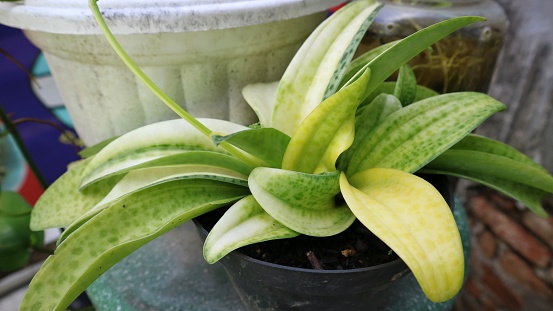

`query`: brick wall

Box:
[454,186,553,311]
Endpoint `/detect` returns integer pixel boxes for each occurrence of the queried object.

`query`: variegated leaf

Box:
[347,92,505,175]
[249,168,355,236]
[30,158,121,230]
[282,68,371,174]
[203,195,299,263]
[271,0,382,135]
[340,169,464,303]
[80,118,249,188]
[59,155,250,244]
[21,179,249,311]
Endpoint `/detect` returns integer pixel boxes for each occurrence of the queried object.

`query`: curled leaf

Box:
[203,195,299,263]
[340,169,464,302]
[249,168,355,236]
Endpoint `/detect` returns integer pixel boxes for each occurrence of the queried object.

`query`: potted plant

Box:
[20,0,553,310]
[0,0,344,146]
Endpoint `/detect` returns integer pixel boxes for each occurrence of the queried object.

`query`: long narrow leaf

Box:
[59,163,249,244]
[340,41,398,88]
[426,150,553,193]
[448,134,548,171]
[354,16,485,99]
[347,92,505,175]
[422,151,551,217]
[30,158,121,230]
[271,0,381,135]
[21,180,249,311]
[282,68,371,174]
[80,118,249,188]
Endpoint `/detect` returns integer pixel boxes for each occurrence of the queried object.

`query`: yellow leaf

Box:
[339,169,464,302]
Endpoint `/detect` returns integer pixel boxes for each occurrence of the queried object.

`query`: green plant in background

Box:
[0,106,46,274]
[0,191,44,272]
[19,0,553,310]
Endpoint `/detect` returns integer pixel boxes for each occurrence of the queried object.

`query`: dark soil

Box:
[196,208,399,270]
[196,174,451,270]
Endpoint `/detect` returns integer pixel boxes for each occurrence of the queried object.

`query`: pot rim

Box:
[192,219,408,275]
[0,0,344,35]
[193,174,453,275]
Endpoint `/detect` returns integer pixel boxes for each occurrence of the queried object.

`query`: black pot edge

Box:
[192,173,453,274]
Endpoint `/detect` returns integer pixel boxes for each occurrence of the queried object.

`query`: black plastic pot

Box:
[194,174,454,311]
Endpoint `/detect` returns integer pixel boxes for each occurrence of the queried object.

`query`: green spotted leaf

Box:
[271,0,382,136]
[20,179,249,311]
[80,118,249,188]
[421,135,553,217]
[203,195,299,263]
[59,155,250,244]
[249,168,355,236]
[282,68,371,174]
[347,92,506,175]
[393,64,417,106]
[339,93,402,170]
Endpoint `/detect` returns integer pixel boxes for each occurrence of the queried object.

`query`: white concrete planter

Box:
[0,0,343,145]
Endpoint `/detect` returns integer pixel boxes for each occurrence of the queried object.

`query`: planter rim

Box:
[193,173,453,276]
[192,219,408,275]
[229,245,406,275]
[0,0,344,35]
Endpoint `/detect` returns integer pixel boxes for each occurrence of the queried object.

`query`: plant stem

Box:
[88,0,207,136]
[0,106,49,189]
[12,117,82,155]
[88,0,264,168]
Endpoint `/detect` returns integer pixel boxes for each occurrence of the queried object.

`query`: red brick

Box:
[481,264,522,309]
[479,230,498,259]
[455,279,497,311]
[481,297,497,311]
[464,278,481,298]
[522,211,553,249]
[500,251,553,297]
[470,196,553,268]
[488,192,516,211]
